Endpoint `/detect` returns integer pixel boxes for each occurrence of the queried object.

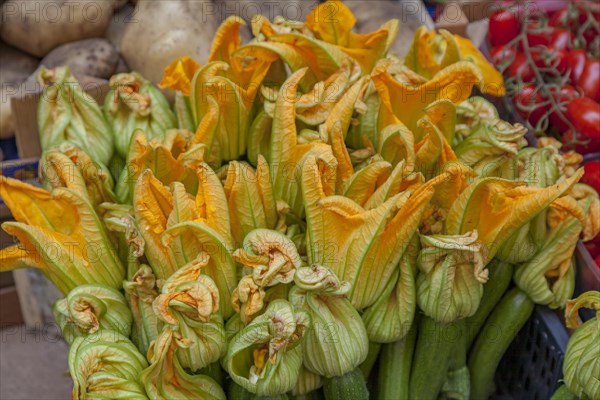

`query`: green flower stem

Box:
[377,324,416,400]
[359,342,381,379]
[465,260,514,348]
[468,288,534,399]
[323,368,368,400]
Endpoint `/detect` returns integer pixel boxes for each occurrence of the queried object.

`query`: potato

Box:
[40,38,119,79]
[120,0,219,85]
[0,41,39,139]
[1,0,116,57]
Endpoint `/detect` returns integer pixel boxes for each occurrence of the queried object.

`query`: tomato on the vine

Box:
[507,52,535,82]
[549,85,579,133]
[548,28,572,51]
[490,45,517,67]
[549,5,589,30]
[568,49,589,83]
[531,47,569,74]
[581,161,600,195]
[525,20,550,47]
[578,59,600,102]
[514,84,549,126]
[489,9,521,47]
[561,129,600,154]
[567,97,600,140]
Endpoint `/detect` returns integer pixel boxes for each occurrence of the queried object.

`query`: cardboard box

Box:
[11,75,109,159]
[435,1,469,36]
[459,0,496,22]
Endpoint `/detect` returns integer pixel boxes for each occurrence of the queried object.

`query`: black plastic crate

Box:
[494,306,569,400]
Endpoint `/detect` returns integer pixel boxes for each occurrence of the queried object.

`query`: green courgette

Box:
[468,288,534,399]
[410,317,459,399]
[228,382,289,400]
[359,342,382,379]
[377,324,416,400]
[323,368,369,400]
[465,260,514,348]
[550,385,578,400]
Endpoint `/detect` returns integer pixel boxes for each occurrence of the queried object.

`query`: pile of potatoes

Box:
[0,0,433,141]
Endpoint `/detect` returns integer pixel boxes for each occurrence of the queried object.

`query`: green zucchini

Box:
[289,389,324,400]
[323,368,369,400]
[410,317,459,399]
[377,324,416,400]
[468,288,534,399]
[228,382,289,400]
[550,385,578,400]
[359,342,382,379]
[465,260,514,348]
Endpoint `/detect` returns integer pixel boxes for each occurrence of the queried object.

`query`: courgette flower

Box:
[232,229,302,323]
[69,330,148,399]
[105,72,176,158]
[153,259,226,371]
[123,265,161,356]
[160,56,201,96]
[268,68,338,217]
[116,128,213,203]
[514,185,596,308]
[53,284,132,344]
[37,66,113,166]
[404,26,505,96]
[454,119,527,177]
[133,168,237,317]
[39,145,115,209]
[362,234,419,342]
[302,155,466,310]
[416,231,489,323]
[0,177,124,293]
[291,366,323,397]
[224,299,309,396]
[445,171,583,259]
[224,156,284,246]
[372,58,484,135]
[305,0,399,73]
[141,327,226,400]
[562,291,600,399]
[290,264,369,377]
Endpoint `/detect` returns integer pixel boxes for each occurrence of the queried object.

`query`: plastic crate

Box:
[493,306,569,400]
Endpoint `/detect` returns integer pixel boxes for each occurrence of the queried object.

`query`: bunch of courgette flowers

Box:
[1,1,598,399]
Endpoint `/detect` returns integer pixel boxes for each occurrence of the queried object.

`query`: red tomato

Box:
[562,129,600,154]
[525,20,550,47]
[586,241,600,258]
[532,47,569,74]
[581,161,600,195]
[489,9,521,47]
[567,97,600,140]
[549,28,572,51]
[490,45,517,68]
[514,84,549,127]
[549,6,588,30]
[549,85,579,133]
[578,59,600,102]
[507,53,535,82]
[595,254,600,268]
[568,49,589,83]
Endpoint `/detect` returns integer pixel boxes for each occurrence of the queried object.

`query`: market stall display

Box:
[0,1,599,399]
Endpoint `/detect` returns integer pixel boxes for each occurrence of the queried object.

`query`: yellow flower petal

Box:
[159,56,201,96]
[454,34,505,97]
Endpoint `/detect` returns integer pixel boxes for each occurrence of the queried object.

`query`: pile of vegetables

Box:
[1,1,599,399]
[488,0,600,154]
